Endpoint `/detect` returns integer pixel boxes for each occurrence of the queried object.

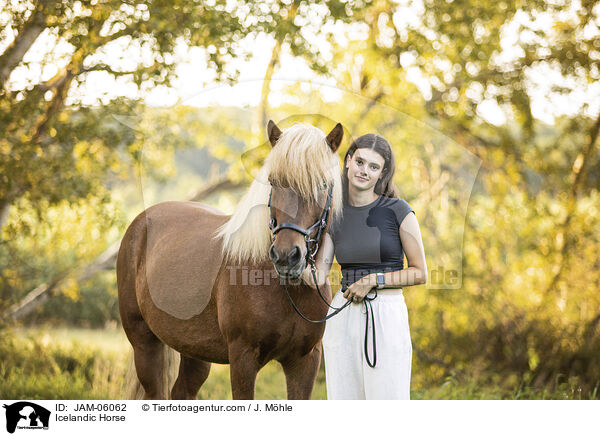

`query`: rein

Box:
[268,183,378,368]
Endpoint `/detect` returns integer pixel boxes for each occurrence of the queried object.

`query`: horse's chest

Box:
[255,320,321,363]
[219,286,324,360]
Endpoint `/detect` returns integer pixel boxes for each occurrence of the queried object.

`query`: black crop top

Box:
[327,195,415,289]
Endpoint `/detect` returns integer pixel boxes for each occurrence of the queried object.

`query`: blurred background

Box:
[1,0,599,400]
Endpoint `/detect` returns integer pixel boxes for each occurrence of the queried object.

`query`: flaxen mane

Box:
[216,123,343,265]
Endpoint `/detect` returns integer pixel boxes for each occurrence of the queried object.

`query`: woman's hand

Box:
[343,274,375,303]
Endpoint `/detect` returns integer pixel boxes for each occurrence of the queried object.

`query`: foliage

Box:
[29,272,121,328]
[0,0,372,226]
[314,0,600,395]
[0,0,251,224]
[0,329,127,399]
[0,191,124,314]
[0,104,246,321]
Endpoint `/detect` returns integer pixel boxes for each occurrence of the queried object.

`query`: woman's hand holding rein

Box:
[343,274,377,303]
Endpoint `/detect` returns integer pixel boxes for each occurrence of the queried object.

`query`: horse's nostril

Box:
[288,246,301,265]
[269,245,279,263]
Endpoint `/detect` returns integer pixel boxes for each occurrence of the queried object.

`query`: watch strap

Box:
[376,272,385,289]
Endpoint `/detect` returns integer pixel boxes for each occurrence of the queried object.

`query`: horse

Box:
[116,120,344,399]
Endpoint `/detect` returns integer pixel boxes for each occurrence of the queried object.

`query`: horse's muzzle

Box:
[269,244,306,280]
[274,262,306,281]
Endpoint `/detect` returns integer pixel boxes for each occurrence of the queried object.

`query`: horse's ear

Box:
[326,123,343,152]
[267,120,282,147]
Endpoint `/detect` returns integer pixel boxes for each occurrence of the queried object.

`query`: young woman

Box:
[306,133,427,400]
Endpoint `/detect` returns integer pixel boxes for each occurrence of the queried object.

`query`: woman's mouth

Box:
[355,175,368,182]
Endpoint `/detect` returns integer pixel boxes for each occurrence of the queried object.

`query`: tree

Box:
[372,0,600,298]
[314,0,600,391]
[0,0,250,230]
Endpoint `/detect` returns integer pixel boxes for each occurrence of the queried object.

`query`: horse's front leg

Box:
[228,340,262,400]
[280,342,322,400]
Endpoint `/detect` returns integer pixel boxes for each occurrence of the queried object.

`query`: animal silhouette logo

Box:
[2,402,50,433]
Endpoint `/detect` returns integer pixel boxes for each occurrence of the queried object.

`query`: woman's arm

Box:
[387,212,428,286]
[343,213,427,301]
[301,232,334,289]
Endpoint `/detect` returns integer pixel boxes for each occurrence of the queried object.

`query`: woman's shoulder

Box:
[379,195,412,209]
[380,196,415,225]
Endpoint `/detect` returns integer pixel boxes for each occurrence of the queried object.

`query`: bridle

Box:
[268,182,333,266]
[268,182,379,368]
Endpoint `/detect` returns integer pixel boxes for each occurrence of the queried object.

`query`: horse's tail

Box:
[124,347,180,399]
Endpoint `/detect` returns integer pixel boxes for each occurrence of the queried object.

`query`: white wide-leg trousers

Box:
[322,288,412,400]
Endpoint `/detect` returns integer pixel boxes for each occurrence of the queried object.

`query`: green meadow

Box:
[1,327,595,400]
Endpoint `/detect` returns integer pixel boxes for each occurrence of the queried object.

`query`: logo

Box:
[2,402,50,434]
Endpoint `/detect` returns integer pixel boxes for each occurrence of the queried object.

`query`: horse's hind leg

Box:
[119,270,169,399]
[171,357,211,400]
[118,215,168,399]
[280,343,322,399]
[128,320,169,400]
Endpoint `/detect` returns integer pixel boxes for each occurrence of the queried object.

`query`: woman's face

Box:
[345,148,385,192]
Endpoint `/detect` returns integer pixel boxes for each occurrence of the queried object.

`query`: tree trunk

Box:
[0,2,49,87]
[255,1,297,135]
[257,38,282,131]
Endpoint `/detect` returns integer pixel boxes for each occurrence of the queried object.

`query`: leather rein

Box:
[268,183,378,368]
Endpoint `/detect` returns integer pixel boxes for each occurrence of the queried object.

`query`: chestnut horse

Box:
[117,121,344,399]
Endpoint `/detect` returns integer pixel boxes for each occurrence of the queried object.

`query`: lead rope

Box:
[308,262,378,368]
[280,281,351,323]
[363,289,377,368]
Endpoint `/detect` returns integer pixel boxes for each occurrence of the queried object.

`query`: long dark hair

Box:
[341,133,397,203]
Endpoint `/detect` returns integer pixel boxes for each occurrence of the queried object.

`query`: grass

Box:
[1,327,596,400]
[411,370,600,400]
[0,327,128,399]
[2,326,325,400]
[13,326,131,353]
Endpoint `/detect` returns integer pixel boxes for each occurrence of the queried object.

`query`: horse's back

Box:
[119,200,230,321]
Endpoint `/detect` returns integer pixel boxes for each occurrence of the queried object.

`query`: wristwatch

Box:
[376,272,385,289]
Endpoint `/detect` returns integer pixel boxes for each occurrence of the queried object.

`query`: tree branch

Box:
[188,176,246,202]
[80,63,139,76]
[94,27,137,49]
[34,68,74,92]
[31,70,74,143]
[0,1,50,88]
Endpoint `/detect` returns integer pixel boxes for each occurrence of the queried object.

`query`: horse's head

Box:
[266,120,343,280]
